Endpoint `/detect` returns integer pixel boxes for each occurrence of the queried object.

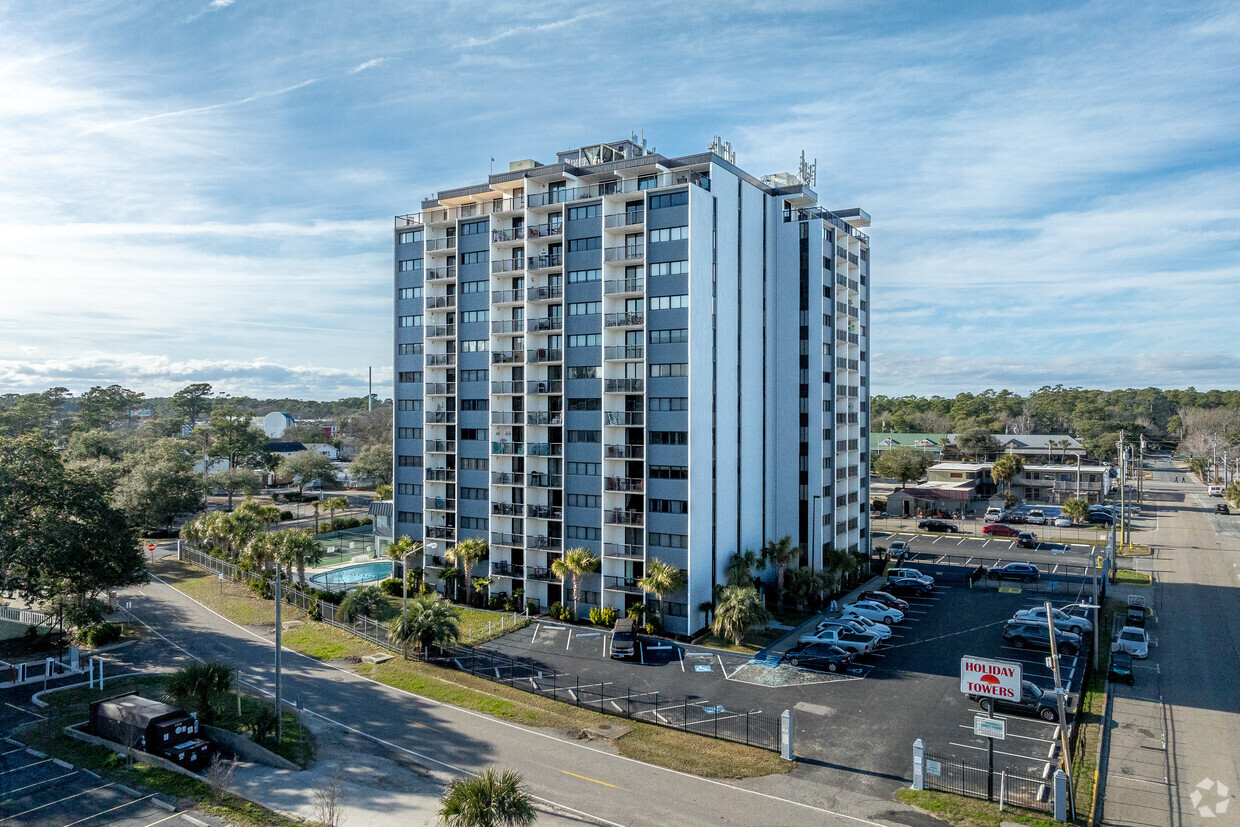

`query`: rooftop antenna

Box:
[490,156,495,175]
[798,150,817,188]
[368,366,373,411]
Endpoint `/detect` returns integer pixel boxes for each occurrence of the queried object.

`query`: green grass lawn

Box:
[894,789,1058,827]
[1114,568,1153,586]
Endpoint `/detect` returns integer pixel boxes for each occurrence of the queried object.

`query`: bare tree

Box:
[204,754,238,804]
[312,772,348,827]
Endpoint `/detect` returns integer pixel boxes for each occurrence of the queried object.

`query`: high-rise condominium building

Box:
[392,139,870,636]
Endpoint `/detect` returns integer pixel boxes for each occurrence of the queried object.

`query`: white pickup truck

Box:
[797,625,878,654]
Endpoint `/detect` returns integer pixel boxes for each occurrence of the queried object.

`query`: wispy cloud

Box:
[79,79,319,135]
[349,57,388,74]
[461,11,605,48]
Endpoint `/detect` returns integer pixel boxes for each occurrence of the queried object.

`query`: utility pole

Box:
[1138,436,1145,504]
[1045,601,1074,820]
[274,566,283,743]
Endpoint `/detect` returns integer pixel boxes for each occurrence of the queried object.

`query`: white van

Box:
[1207,485,1224,497]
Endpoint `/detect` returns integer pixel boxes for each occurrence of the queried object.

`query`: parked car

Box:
[1016,531,1039,549]
[844,600,904,625]
[984,506,1004,522]
[888,567,934,586]
[782,643,854,672]
[820,615,891,640]
[1002,620,1083,655]
[1112,625,1149,658]
[1002,512,1028,524]
[1108,651,1135,685]
[883,577,934,597]
[1026,509,1047,525]
[610,618,640,659]
[987,562,1041,583]
[1014,606,1094,635]
[1215,503,1230,514]
[970,679,1060,722]
[918,519,959,533]
[859,590,910,612]
[1054,515,1073,527]
[886,540,911,560]
[797,625,877,654]
[983,523,1020,537]
[1088,511,1115,525]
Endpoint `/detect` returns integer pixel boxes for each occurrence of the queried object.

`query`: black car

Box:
[883,577,933,597]
[1215,503,1230,514]
[970,679,1060,722]
[782,643,854,672]
[1108,651,1135,686]
[859,590,910,612]
[987,562,1040,583]
[1087,511,1115,525]
[1003,620,1082,656]
[918,519,959,533]
[1016,531,1038,549]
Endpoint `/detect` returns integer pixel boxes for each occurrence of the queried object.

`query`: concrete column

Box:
[1053,769,1068,821]
[912,738,926,790]
[780,710,794,760]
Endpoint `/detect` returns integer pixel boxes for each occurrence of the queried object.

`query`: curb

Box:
[1088,678,1113,826]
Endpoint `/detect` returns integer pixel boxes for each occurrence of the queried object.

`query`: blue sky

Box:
[1,0,1237,400]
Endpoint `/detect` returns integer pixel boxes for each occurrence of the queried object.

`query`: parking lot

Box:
[462,567,1093,797]
[879,529,1100,578]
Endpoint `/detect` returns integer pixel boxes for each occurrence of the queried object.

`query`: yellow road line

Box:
[561,770,620,788]
[140,812,182,827]
[4,702,45,720]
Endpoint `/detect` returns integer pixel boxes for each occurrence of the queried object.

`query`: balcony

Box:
[604,378,644,393]
[527,284,563,302]
[604,311,644,328]
[425,266,456,281]
[491,227,525,244]
[526,472,562,488]
[605,509,644,526]
[604,543,644,560]
[604,411,644,427]
[491,471,523,486]
[425,439,456,453]
[604,210,645,229]
[425,353,456,367]
[491,441,524,456]
[424,468,456,482]
[491,319,524,335]
[525,535,562,551]
[528,184,605,208]
[491,501,523,517]
[425,324,456,339]
[425,410,456,424]
[491,349,524,365]
[608,172,710,195]
[525,411,562,426]
[425,295,456,310]
[526,504,562,520]
[526,222,563,240]
[491,561,524,578]
[426,526,455,540]
[491,258,525,274]
[425,382,456,396]
[490,411,522,425]
[527,252,564,272]
[604,444,644,459]
[525,565,555,580]
[491,288,524,305]
[492,196,524,215]
[604,278,644,296]
[604,476,644,493]
[603,345,644,361]
[526,380,563,395]
[423,554,448,568]
[491,380,522,395]
[526,348,562,364]
[527,316,562,333]
[425,237,456,252]
[425,497,455,511]
[490,532,522,548]
[604,243,644,262]
[527,442,562,457]
[603,574,643,593]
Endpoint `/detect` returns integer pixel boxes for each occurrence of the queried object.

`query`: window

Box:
[460,280,487,294]
[567,236,601,252]
[649,294,688,310]
[637,175,657,190]
[460,486,488,500]
[397,343,422,355]
[567,203,601,221]
[567,366,599,379]
[398,371,423,383]
[398,455,423,467]
[649,260,687,277]
[460,220,488,235]
[397,483,422,496]
[648,532,687,548]
[461,457,488,471]
[650,431,688,445]
[398,259,422,272]
[459,370,488,384]
[649,397,687,411]
[568,268,601,283]
[397,511,423,524]
[649,328,688,344]
[567,494,601,509]
[567,334,602,348]
[566,525,600,541]
[460,516,488,530]
[568,301,601,316]
[567,397,601,411]
[398,287,422,300]
[649,363,687,377]
[649,465,688,480]
[460,309,489,324]
[460,339,488,352]
[398,230,418,244]
[648,191,688,210]
[649,226,687,242]
[459,428,485,441]
[397,399,422,411]
[567,462,600,476]
[398,315,421,328]
[567,430,601,443]
[459,398,488,410]
[650,499,688,514]
[397,427,423,439]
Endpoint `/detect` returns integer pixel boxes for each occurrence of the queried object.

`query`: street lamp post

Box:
[1044,601,1074,820]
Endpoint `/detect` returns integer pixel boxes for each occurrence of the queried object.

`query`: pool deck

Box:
[306,557,394,590]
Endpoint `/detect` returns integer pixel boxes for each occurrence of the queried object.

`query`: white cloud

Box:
[349,57,388,74]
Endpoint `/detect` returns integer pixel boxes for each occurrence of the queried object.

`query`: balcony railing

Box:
[603,345,644,361]
[491,258,525,274]
[491,471,522,486]
[525,411,562,426]
[604,278,644,296]
[604,411,644,427]
[425,497,455,511]
[425,439,456,453]
[527,284,563,302]
[526,222,563,239]
[526,380,563,395]
[425,353,455,366]
[490,532,522,547]
[424,468,456,482]
[425,266,456,281]
[491,441,523,455]
[426,526,455,540]
[526,472,562,488]
[525,565,555,580]
[603,574,643,593]
[527,348,562,364]
[605,509,644,526]
[528,184,602,207]
[604,378,644,393]
[491,319,524,335]
[527,316,562,333]
[490,411,522,425]
[527,252,564,271]
[425,325,456,339]
[604,444,644,459]
[526,504,562,520]
[491,289,524,304]
[604,244,644,262]
[490,561,522,578]
[425,411,456,424]
[425,237,456,252]
[525,535,562,551]
[491,381,522,395]
[491,227,525,244]
[491,501,523,516]
[425,383,456,396]
[491,350,524,364]
[604,543,645,559]
[604,311,644,328]
[604,210,645,228]
[425,296,456,310]
[527,442,562,457]
[605,476,644,492]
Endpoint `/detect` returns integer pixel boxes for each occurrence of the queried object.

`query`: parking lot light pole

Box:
[1044,601,1073,817]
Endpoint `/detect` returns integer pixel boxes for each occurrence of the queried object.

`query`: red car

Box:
[983,523,1020,537]
[859,590,910,612]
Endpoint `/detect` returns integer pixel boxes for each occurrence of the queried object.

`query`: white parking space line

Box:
[0,757,52,776]
[932,536,943,544]
[957,724,1057,744]
[0,781,117,823]
[566,629,572,650]
[679,648,684,671]
[949,741,1048,765]
[956,538,966,545]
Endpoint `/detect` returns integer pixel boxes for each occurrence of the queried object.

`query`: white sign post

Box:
[961,656,1022,801]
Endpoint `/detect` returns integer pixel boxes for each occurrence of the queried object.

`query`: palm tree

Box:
[387,534,423,564]
[761,535,801,611]
[783,567,827,610]
[711,586,769,646]
[279,528,323,587]
[550,547,599,620]
[724,548,765,588]
[165,660,236,725]
[1061,497,1090,524]
[437,767,536,827]
[338,584,386,623]
[389,594,461,655]
[243,531,279,574]
[321,496,350,532]
[445,538,488,604]
[991,453,1024,496]
[822,545,859,594]
[638,558,686,622]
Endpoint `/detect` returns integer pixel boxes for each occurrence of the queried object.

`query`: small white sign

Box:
[926,759,941,776]
[974,715,1006,740]
[960,655,1023,700]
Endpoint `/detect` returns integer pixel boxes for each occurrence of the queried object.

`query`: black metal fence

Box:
[924,753,1051,812]
[437,645,781,751]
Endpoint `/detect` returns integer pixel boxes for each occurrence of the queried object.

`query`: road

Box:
[1100,456,1240,826]
[119,570,943,826]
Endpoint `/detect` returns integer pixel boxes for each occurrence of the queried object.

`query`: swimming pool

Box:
[308,561,393,587]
